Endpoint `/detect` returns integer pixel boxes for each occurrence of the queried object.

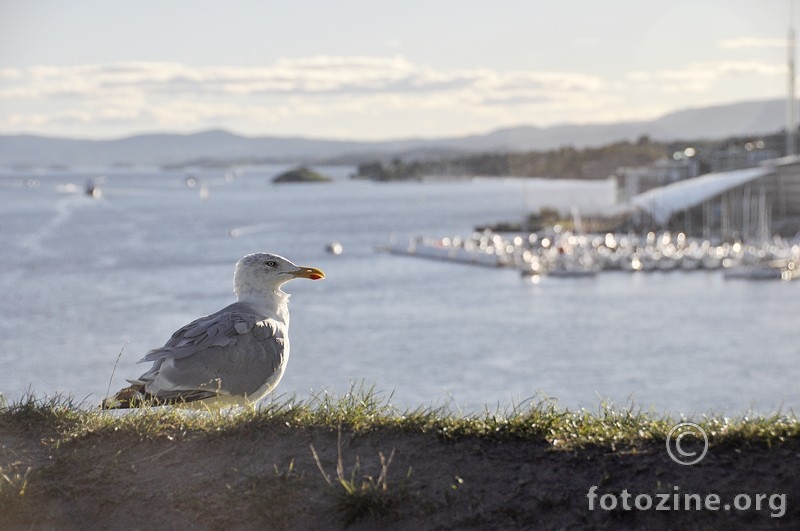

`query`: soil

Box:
[1,421,798,530]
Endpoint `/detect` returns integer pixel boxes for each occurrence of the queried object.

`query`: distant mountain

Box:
[0,130,373,167]
[446,99,787,152]
[0,99,789,166]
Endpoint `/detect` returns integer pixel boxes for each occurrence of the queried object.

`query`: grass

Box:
[0,465,33,522]
[2,386,799,449]
[2,386,799,527]
[1,465,31,498]
[310,425,407,524]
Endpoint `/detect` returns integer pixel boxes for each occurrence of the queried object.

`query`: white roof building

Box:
[622,158,800,240]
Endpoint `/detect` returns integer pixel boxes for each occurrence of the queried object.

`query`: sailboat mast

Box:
[789,3,797,156]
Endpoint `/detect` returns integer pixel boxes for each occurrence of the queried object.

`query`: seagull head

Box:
[234,252,325,297]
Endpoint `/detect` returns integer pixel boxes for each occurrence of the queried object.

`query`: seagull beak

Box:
[291,266,325,280]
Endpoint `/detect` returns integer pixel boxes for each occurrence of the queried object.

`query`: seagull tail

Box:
[100,385,219,409]
[100,384,163,409]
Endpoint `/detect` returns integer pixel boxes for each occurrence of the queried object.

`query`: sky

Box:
[0,0,796,140]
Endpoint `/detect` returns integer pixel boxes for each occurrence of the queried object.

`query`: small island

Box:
[272,166,332,183]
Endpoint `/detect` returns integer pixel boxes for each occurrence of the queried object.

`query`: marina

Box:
[381,229,800,281]
[379,154,800,282]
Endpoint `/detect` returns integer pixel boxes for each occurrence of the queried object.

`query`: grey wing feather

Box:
[131,302,287,400]
[148,321,286,397]
[141,302,264,362]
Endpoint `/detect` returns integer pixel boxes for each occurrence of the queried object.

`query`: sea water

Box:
[1,165,797,415]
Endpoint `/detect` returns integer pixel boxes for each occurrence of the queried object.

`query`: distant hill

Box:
[0,99,789,166]
[445,99,787,152]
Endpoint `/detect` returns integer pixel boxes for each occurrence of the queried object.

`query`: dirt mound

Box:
[2,419,797,529]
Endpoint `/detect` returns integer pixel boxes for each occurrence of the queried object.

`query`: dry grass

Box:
[311,425,409,524]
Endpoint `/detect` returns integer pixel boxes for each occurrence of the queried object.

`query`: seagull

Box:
[102,252,325,409]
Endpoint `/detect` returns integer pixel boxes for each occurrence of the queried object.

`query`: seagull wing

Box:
[131,302,288,402]
[141,302,264,362]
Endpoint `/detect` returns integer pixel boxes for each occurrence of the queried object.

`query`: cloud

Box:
[0,68,22,79]
[0,55,786,138]
[717,37,788,49]
[625,60,784,93]
[0,57,612,135]
[0,57,604,100]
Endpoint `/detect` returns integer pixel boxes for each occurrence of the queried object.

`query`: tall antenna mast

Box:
[789,1,797,156]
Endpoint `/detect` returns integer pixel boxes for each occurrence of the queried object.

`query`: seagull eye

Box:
[265,260,278,268]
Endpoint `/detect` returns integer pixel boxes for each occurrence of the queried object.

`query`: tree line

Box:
[353,130,788,181]
[354,138,667,181]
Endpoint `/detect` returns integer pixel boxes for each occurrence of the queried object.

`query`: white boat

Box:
[547,267,598,278]
[724,264,788,281]
[545,251,598,278]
